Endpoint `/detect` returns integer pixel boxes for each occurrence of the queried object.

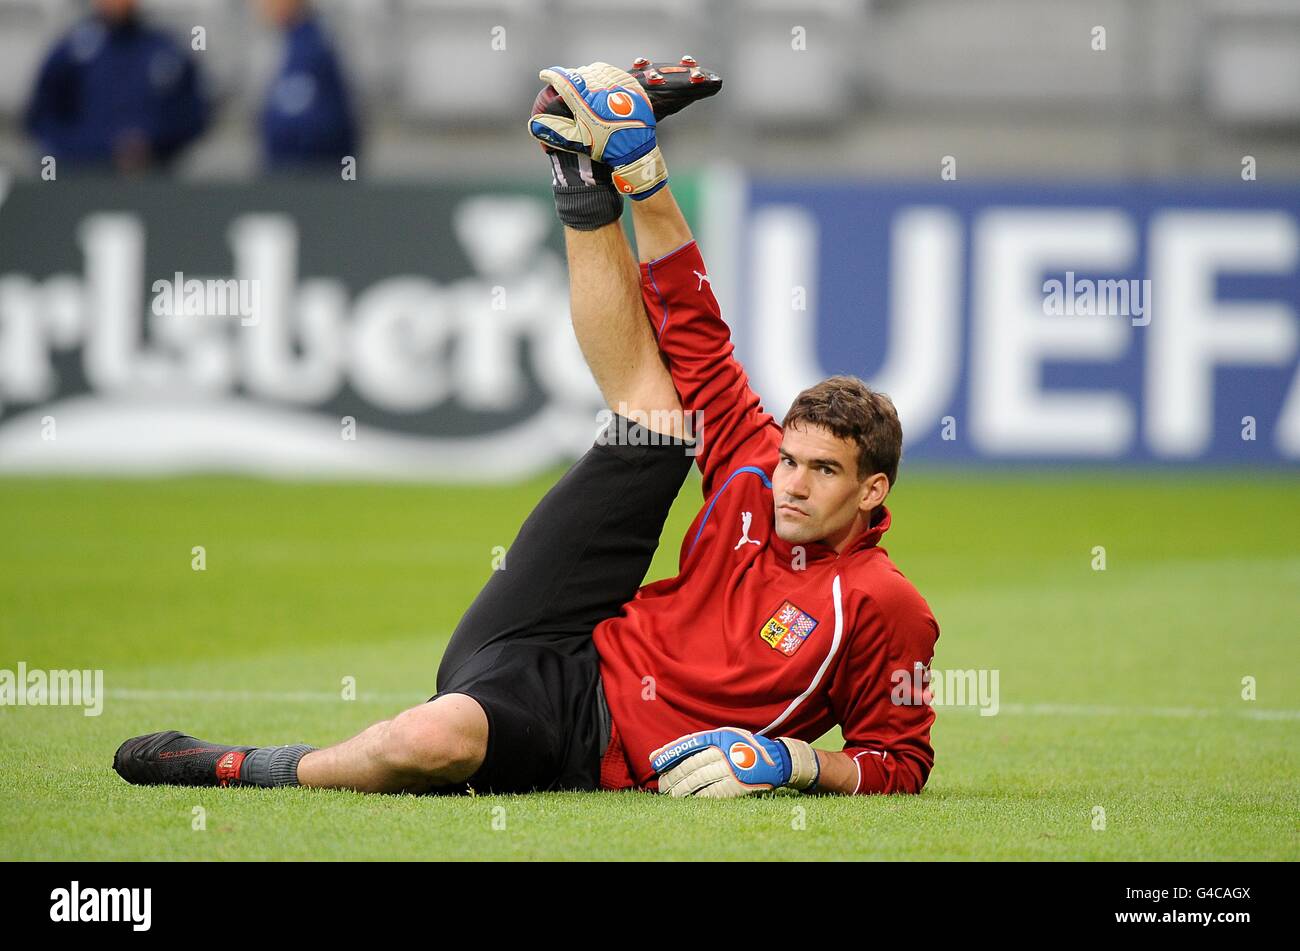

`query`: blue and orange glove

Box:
[528,62,668,200]
[649,727,821,798]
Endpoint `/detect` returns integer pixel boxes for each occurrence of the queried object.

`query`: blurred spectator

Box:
[256,0,358,171]
[23,0,209,173]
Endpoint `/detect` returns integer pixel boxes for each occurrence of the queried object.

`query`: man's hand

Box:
[649,727,820,798]
[528,62,668,200]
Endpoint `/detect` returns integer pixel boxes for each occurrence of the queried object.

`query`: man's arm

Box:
[823,588,940,796]
[808,748,878,795]
[628,186,782,496]
[628,182,692,262]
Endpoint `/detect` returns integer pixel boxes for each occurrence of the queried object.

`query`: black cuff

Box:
[554,184,623,231]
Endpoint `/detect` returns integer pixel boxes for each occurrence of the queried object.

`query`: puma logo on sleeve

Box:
[733,511,761,550]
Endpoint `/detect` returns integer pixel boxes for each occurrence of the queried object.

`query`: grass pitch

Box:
[1,469,1296,861]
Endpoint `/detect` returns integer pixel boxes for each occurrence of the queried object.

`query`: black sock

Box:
[239,744,317,787]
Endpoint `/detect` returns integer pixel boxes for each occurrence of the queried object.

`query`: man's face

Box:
[771,421,885,551]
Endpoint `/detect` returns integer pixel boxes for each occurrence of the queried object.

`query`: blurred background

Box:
[3,0,1300,178]
[0,0,1298,476]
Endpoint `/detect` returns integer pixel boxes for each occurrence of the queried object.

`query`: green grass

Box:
[1,470,1297,860]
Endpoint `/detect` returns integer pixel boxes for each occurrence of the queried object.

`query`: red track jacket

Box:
[593,240,940,795]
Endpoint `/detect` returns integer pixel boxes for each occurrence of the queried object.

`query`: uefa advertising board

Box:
[736,180,1299,466]
[0,173,1295,479]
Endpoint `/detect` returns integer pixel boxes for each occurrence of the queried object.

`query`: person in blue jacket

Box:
[24,0,209,172]
[256,0,359,171]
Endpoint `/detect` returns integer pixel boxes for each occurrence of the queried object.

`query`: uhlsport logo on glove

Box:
[649,734,704,771]
[606,90,636,117]
[728,741,759,769]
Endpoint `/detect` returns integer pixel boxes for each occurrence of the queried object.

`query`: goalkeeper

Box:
[113,59,939,799]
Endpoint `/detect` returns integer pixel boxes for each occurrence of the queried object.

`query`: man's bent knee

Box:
[381,695,488,785]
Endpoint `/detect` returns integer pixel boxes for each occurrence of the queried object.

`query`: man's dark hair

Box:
[781,375,903,487]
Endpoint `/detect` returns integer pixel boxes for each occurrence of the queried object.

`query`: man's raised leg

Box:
[562,218,687,437]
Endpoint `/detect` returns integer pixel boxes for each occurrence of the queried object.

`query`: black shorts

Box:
[429,414,694,794]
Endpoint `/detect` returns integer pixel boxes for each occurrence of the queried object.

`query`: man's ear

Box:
[858,472,889,513]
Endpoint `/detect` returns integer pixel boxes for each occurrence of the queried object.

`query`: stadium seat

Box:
[727,0,867,125]
[865,0,1129,106]
[311,0,398,109]
[0,0,79,118]
[1203,0,1300,124]
[396,0,540,124]
[139,0,247,100]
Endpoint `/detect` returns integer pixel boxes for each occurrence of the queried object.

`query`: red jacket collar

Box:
[848,503,891,553]
[769,504,891,565]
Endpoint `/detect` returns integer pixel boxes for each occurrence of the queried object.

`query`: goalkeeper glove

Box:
[649,727,821,799]
[528,62,668,200]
